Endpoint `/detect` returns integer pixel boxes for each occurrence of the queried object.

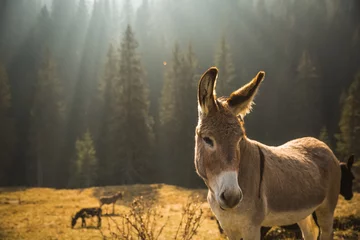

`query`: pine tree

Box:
[319,126,331,149]
[102,25,154,185]
[74,129,98,188]
[336,72,360,158]
[214,35,236,97]
[95,44,119,185]
[159,43,182,127]
[182,43,203,186]
[0,63,15,186]
[158,43,184,184]
[65,0,111,185]
[288,50,323,137]
[158,43,201,187]
[28,49,65,187]
[119,25,154,184]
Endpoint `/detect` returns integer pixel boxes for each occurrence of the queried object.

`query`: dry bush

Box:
[174,195,203,240]
[100,195,203,240]
[100,196,166,240]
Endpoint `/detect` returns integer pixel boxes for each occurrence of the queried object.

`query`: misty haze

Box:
[0,0,359,239]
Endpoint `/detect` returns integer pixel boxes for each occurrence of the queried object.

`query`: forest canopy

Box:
[0,0,359,188]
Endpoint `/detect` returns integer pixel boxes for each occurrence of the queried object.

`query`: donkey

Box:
[194,67,341,240]
[71,207,102,228]
[99,191,123,214]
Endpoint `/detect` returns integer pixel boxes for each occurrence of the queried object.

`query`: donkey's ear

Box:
[348,155,355,169]
[227,71,265,117]
[198,67,218,116]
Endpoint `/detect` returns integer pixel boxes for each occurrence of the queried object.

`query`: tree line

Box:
[0,0,359,188]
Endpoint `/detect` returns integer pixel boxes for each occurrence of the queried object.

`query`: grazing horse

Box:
[99,191,123,214]
[71,207,102,228]
[194,67,341,240]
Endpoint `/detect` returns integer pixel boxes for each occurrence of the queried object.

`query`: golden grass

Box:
[0,184,359,240]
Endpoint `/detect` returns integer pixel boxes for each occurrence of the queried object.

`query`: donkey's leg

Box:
[314,207,335,240]
[297,214,319,240]
[97,215,101,228]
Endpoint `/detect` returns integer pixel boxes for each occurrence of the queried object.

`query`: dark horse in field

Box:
[71,207,102,228]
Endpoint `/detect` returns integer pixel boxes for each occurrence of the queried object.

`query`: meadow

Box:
[0,184,359,240]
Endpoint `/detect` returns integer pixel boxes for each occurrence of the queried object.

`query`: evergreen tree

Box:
[336,72,360,158]
[287,50,323,138]
[95,44,119,185]
[28,49,65,187]
[118,25,154,184]
[0,63,16,186]
[74,129,98,188]
[159,43,201,187]
[6,3,53,186]
[158,43,184,184]
[103,25,154,184]
[65,0,111,185]
[214,35,236,96]
[182,43,203,186]
[319,126,332,149]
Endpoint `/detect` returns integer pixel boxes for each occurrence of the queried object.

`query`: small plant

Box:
[99,195,204,240]
[174,195,203,240]
[101,196,167,240]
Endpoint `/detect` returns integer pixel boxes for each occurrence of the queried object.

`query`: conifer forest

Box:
[0,0,360,189]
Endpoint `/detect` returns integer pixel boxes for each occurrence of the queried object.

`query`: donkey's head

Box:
[71,215,77,228]
[194,67,265,210]
[340,155,355,200]
[116,191,123,199]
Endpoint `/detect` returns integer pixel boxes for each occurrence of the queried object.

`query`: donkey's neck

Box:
[238,137,265,199]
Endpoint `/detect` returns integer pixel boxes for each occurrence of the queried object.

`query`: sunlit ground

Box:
[0,185,359,240]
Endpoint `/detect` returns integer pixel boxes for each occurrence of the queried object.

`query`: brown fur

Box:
[194,67,341,240]
[99,191,123,214]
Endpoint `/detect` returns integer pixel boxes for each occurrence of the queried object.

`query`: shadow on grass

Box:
[101,213,121,217]
[73,225,101,230]
[334,214,360,231]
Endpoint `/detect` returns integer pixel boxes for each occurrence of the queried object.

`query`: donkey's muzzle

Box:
[345,193,353,200]
[219,188,242,209]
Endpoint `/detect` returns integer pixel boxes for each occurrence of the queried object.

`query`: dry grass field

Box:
[0,184,359,240]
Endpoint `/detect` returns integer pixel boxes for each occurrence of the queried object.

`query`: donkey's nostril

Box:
[219,189,241,209]
[220,191,226,202]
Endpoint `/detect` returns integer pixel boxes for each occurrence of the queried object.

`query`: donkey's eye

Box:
[203,137,214,147]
